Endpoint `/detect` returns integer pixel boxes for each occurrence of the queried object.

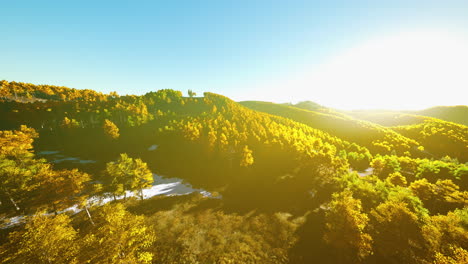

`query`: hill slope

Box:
[240,101,420,156]
[0,81,372,197]
[1,80,467,264]
[411,105,468,126]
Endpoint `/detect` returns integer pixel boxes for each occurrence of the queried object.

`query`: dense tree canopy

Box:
[0,82,467,264]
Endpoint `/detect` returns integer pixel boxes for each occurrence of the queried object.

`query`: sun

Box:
[292,29,468,110]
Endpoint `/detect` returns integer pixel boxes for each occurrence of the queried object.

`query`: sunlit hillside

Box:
[240,101,421,156]
[0,81,467,264]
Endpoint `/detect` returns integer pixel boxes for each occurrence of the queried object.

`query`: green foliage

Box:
[370,154,401,179]
[187,89,196,98]
[105,153,153,200]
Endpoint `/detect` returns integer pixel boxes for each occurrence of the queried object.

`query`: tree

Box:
[409,178,436,202]
[188,89,196,98]
[240,145,254,167]
[323,191,373,262]
[130,158,154,200]
[105,154,153,200]
[81,203,155,263]
[0,213,79,264]
[370,200,426,263]
[103,119,120,139]
[61,117,80,129]
[0,126,43,212]
[428,209,468,261]
[0,125,38,158]
[0,158,46,212]
[371,155,401,179]
[434,246,468,264]
[387,172,407,187]
[36,168,91,213]
[410,178,467,214]
[432,179,467,213]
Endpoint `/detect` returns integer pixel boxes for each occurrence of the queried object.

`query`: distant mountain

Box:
[346,105,468,127]
[289,101,324,112]
[346,111,430,127]
[410,105,468,126]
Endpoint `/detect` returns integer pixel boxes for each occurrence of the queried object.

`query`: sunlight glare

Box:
[291,29,468,110]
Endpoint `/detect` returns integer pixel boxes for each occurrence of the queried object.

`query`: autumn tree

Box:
[0,213,79,264]
[387,171,407,186]
[240,145,254,167]
[0,126,44,212]
[105,153,153,200]
[427,209,468,262]
[103,119,120,139]
[409,178,436,202]
[370,200,426,263]
[371,155,401,179]
[81,203,155,263]
[35,168,91,213]
[61,117,80,129]
[410,178,467,214]
[434,246,468,264]
[323,191,373,262]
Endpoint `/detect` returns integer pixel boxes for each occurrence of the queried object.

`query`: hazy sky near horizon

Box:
[2,0,468,110]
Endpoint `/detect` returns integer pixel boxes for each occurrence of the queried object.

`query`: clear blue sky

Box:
[2,1,468,109]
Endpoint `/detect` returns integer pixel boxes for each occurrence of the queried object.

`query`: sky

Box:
[2,0,468,110]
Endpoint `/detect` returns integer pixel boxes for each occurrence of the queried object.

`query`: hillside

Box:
[0,81,370,192]
[347,106,468,127]
[240,101,421,157]
[411,105,468,126]
[392,119,468,162]
[346,111,431,127]
[0,81,467,264]
[346,110,468,162]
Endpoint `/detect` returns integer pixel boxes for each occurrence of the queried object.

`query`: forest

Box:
[0,80,467,264]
